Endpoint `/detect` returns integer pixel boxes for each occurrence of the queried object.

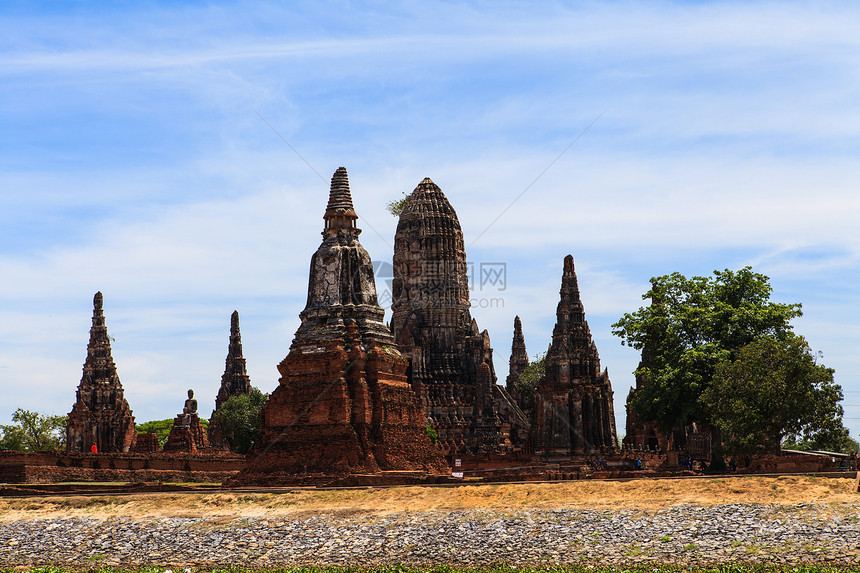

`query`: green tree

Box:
[135,419,174,448]
[782,433,859,454]
[516,353,546,413]
[702,335,847,455]
[211,388,269,454]
[137,417,209,448]
[0,409,66,451]
[0,422,24,451]
[612,268,802,432]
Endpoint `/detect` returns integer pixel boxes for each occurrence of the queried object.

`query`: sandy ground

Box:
[1,475,859,522]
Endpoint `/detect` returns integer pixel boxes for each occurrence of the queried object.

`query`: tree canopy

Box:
[612,267,803,432]
[135,419,176,448]
[515,352,546,414]
[702,335,846,454]
[0,409,66,452]
[783,433,859,454]
[210,388,269,454]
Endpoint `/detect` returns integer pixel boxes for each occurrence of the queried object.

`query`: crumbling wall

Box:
[0,451,244,484]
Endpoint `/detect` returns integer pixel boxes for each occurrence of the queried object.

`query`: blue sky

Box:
[2,1,859,441]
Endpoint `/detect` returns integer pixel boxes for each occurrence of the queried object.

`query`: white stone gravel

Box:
[2,503,860,567]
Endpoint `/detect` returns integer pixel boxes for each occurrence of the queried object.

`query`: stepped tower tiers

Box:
[208,311,253,450]
[391,178,529,453]
[505,315,530,405]
[66,292,137,453]
[216,311,253,409]
[235,168,446,484]
[531,256,618,456]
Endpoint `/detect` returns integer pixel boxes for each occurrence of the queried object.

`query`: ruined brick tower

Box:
[215,311,252,410]
[66,292,137,453]
[391,178,527,453]
[237,168,446,483]
[505,315,530,405]
[208,311,253,449]
[531,256,618,456]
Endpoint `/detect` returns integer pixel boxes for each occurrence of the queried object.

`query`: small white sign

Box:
[454,458,462,467]
[452,471,464,478]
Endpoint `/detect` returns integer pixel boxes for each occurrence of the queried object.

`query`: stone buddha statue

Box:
[181,389,198,426]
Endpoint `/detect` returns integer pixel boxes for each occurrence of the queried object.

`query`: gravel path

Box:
[3,503,860,567]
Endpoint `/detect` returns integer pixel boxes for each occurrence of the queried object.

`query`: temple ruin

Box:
[9,166,835,486]
[208,310,253,449]
[390,177,529,454]
[235,168,447,484]
[163,389,210,453]
[505,315,530,408]
[531,256,618,456]
[66,292,137,453]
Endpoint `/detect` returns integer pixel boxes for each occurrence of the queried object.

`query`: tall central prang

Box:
[391,178,528,454]
[236,168,445,484]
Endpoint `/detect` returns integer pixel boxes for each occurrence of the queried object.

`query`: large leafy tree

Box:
[515,353,546,414]
[210,388,269,454]
[0,409,66,451]
[702,335,846,454]
[612,267,802,432]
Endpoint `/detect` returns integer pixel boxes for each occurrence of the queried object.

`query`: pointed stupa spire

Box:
[323,166,358,234]
[561,254,581,301]
[555,254,587,336]
[512,315,525,352]
[547,255,594,373]
[506,315,530,396]
[296,166,391,345]
[531,256,618,455]
[215,310,252,411]
[66,292,136,453]
[87,291,113,370]
[230,310,242,353]
[208,310,253,449]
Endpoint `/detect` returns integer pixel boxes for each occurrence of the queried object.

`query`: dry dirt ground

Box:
[1,475,859,522]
